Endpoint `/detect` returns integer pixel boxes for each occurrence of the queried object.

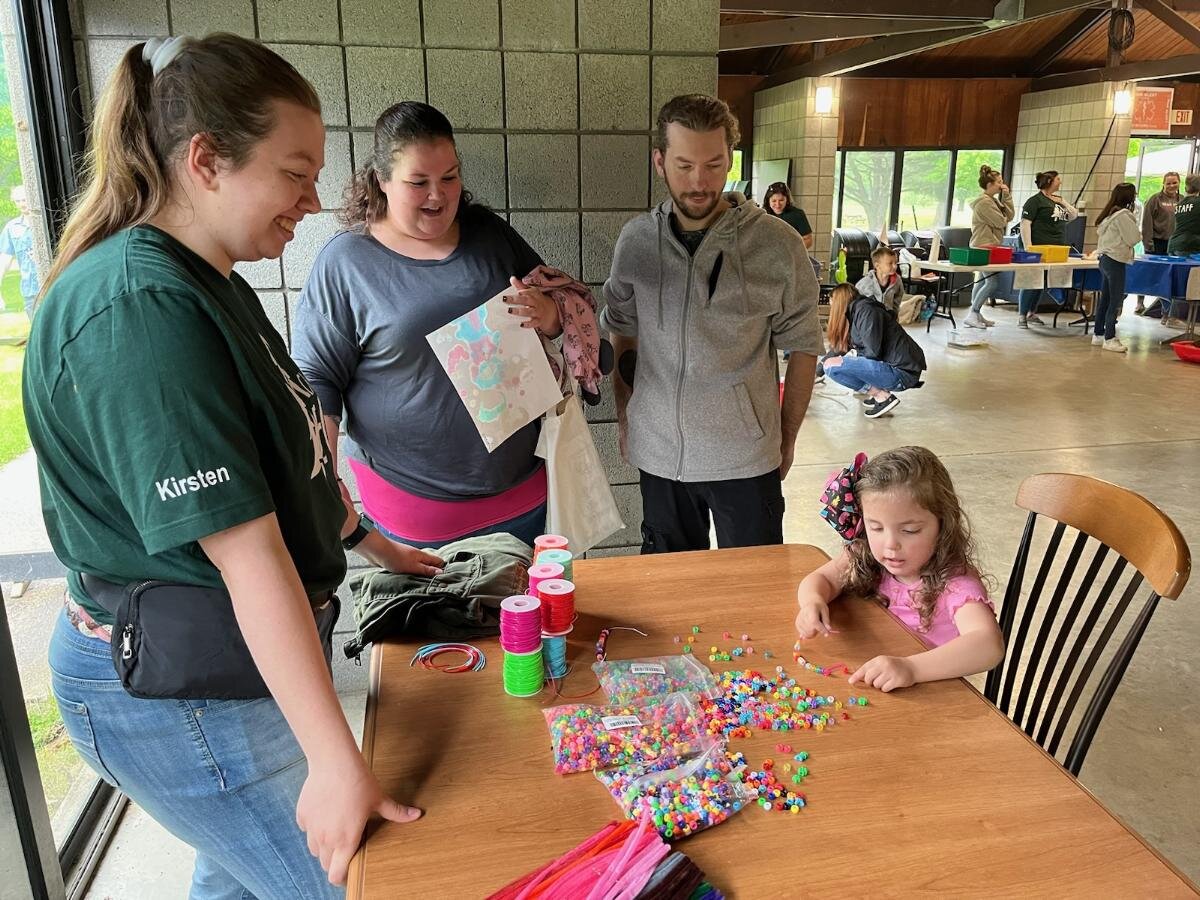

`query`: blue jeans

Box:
[826,356,909,394]
[372,501,547,550]
[48,612,341,900]
[970,273,994,314]
[1018,287,1063,315]
[1096,254,1125,340]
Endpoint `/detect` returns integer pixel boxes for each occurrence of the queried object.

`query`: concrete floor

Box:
[84,299,1200,894]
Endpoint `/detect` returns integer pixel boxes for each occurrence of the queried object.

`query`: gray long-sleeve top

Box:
[1141,191,1179,247]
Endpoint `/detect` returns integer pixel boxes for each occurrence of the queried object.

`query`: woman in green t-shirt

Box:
[764,182,814,251]
[1166,173,1200,255]
[1017,170,1079,327]
[23,34,435,896]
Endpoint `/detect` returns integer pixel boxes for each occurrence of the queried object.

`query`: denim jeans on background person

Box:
[826,355,910,394]
[970,272,994,314]
[48,611,342,900]
[372,501,547,550]
[1096,253,1126,340]
[1018,287,1064,315]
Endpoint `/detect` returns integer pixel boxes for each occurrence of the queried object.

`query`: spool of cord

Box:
[499,595,543,653]
[535,548,573,582]
[537,578,576,634]
[533,534,570,558]
[527,561,565,597]
[542,633,569,678]
[503,647,545,697]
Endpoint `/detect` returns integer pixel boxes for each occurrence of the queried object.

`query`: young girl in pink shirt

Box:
[795,446,1005,692]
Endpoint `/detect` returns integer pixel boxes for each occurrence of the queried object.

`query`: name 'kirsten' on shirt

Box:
[156,466,231,501]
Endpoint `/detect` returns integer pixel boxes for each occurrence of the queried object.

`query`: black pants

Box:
[639,469,784,554]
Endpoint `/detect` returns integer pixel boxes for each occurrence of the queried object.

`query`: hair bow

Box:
[818,452,867,541]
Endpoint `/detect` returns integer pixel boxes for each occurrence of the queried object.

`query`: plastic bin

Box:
[948,247,990,266]
[1012,250,1043,264]
[985,245,1013,264]
[1027,244,1070,263]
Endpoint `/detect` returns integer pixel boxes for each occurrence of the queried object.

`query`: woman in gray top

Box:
[292,102,561,549]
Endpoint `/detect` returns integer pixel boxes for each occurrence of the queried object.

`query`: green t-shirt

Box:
[778,206,812,236]
[1168,195,1200,254]
[23,225,347,624]
[1021,192,1070,245]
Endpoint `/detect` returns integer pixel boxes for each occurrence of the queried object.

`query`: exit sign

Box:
[1173,109,1193,126]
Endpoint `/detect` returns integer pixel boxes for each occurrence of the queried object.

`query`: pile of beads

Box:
[592,654,719,705]
[700,669,865,737]
[542,692,706,774]
[408,642,486,673]
[726,750,808,814]
[595,741,753,840]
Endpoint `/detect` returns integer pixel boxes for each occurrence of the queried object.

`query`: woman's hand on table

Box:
[849,655,916,692]
[507,276,562,338]
[795,598,837,638]
[298,753,422,885]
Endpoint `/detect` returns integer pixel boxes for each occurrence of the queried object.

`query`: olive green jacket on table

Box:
[343,533,533,660]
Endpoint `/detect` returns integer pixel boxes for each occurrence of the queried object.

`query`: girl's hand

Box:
[795,599,837,638]
[381,542,444,577]
[297,755,422,884]
[823,356,844,369]
[506,277,562,337]
[849,655,916,692]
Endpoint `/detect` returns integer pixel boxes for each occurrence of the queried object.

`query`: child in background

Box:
[1092,182,1141,354]
[855,244,903,315]
[795,447,1004,692]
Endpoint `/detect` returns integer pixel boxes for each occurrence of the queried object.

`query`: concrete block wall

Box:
[1012,84,1132,252]
[750,77,838,266]
[71,0,719,555]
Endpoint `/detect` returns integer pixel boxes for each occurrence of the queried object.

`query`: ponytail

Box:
[339,163,390,229]
[1035,170,1058,191]
[42,46,166,295]
[42,33,319,297]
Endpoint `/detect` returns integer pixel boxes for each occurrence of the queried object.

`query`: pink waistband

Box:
[348,458,547,544]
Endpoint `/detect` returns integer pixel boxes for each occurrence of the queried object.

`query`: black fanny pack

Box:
[80,574,339,701]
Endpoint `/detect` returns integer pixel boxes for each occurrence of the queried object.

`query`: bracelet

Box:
[341,515,371,551]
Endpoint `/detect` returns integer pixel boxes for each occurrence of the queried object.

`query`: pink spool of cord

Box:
[527,561,565,597]
[533,534,569,558]
[499,595,542,653]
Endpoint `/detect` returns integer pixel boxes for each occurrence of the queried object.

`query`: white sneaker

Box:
[978,313,996,326]
[963,312,987,329]
[1092,335,1104,346]
[1103,338,1128,353]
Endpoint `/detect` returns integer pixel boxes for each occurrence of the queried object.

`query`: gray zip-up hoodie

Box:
[599,200,822,483]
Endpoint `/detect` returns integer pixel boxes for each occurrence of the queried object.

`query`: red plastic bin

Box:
[1171,341,1200,364]
[985,245,1013,264]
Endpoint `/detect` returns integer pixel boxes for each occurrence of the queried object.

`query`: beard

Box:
[664,173,722,223]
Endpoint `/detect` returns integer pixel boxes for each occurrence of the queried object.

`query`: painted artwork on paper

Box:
[426,290,562,452]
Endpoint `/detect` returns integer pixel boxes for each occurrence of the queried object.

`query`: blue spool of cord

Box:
[542,633,569,678]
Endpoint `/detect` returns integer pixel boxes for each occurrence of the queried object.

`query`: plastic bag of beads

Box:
[542,691,707,774]
[595,739,755,840]
[591,654,719,705]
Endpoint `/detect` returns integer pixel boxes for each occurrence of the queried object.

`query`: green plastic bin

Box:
[948,247,990,266]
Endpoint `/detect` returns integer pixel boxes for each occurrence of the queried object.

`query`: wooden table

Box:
[348,545,1196,898]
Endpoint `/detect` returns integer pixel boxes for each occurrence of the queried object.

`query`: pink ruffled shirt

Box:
[877,572,995,647]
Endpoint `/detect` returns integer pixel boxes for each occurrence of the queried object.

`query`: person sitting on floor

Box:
[855,243,903,315]
[822,284,925,419]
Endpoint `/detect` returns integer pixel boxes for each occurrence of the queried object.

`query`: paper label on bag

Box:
[601,715,642,730]
[629,664,666,675]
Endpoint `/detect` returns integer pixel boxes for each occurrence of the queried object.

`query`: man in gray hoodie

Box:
[600,95,823,553]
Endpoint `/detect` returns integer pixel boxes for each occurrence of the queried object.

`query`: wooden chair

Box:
[984,473,1190,777]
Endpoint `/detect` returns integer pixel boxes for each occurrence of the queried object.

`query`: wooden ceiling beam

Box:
[1030,8,1109,74]
[1139,0,1200,50]
[721,16,980,50]
[1033,51,1200,89]
[720,0,997,17]
[762,27,986,85]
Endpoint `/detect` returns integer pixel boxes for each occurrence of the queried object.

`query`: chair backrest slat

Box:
[999,521,1066,714]
[1023,540,1110,742]
[986,511,1036,702]
[1046,572,1143,760]
[1011,530,1089,730]
[1034,554,1127,748]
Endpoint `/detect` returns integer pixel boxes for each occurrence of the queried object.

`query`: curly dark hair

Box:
[843,446,992,631]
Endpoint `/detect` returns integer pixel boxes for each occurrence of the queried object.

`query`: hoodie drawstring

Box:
[656,215,665,330]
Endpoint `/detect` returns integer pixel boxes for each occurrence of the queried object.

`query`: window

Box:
[836,147,1007,232]
[1127,138,1193,205]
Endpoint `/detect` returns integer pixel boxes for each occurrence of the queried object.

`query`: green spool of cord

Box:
[503,647,544,697]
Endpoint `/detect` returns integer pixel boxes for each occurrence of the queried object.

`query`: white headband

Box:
[142,36,190,77]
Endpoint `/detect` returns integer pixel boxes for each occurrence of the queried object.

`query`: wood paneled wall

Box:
[719,74,765,150]
[838,78,1030,148]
